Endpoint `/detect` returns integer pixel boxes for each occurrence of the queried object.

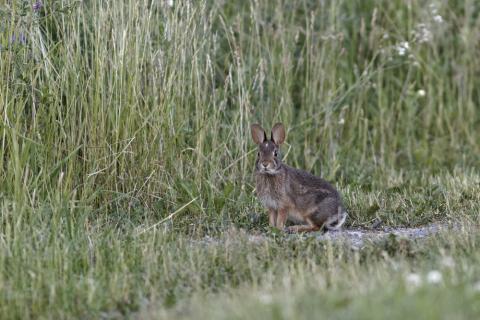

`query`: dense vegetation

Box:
[1,0,479,318]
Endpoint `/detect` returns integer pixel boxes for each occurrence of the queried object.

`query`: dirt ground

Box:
[196,222,457,249]
[308,223,451,248]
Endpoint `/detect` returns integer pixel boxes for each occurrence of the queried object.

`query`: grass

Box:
[0,0,479,318]
[145,228,480,320]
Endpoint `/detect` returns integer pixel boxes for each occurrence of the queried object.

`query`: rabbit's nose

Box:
[261,161,269,168]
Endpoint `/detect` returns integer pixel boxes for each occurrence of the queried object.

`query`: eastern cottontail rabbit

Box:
[251,123,347,233]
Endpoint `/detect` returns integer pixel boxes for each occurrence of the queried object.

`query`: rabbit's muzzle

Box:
[256,159,279,174]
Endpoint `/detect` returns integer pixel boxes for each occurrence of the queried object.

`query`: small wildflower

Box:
[33,0,43,12]
[396,42,409,56]
[382,33,389,40]
[405,273,422,288]
[166,0,174,8]
[417,89,426,97]
[427,270,443,284]
[338,118,345,125]
[433,15,443,23]
[414,24,432,43]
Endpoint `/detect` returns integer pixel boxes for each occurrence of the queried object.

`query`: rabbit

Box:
[251,123,347,233]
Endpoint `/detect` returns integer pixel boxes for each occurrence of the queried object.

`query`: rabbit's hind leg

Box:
[310,197,346,230]
[284,219,321,233]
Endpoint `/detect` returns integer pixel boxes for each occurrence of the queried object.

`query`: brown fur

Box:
[251,123,347,233]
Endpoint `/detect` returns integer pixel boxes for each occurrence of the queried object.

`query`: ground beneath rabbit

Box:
[199,223,457,249]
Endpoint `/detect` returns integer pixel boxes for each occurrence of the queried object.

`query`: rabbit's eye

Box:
[257,152,260,157]
[273,150,278,157]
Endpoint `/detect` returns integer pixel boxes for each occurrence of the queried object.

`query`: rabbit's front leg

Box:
[268,208,277,227]
[276,208,288,229]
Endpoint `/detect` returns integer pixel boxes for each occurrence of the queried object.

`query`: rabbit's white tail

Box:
[325,207,347,231]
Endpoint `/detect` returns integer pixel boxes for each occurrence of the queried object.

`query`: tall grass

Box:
[0,0,479,318]
[2,0,478,220]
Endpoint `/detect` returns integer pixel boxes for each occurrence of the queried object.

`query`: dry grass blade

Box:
[136,197,199,236]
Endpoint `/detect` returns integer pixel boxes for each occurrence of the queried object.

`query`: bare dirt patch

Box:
[196,223,458,249]
[310,223,451,249]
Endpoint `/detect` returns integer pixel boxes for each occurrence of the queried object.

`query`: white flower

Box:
[383,33,389,40]
[414,24,433,43]
[338,118,345,125]
[405,273,422,288]
[433,15,443,23]
[417,89,426,97]
[396,42,410,56]
[427,270,443,284]
[166,0,174,7]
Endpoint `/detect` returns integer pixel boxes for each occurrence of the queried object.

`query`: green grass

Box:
[0,0,479,318]
[145,228,480,320]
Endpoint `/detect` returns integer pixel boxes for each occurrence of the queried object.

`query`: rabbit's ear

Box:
[271,123,285,145]
[251,124,267,144]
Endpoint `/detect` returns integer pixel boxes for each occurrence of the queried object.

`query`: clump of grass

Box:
[0,0,479,318]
